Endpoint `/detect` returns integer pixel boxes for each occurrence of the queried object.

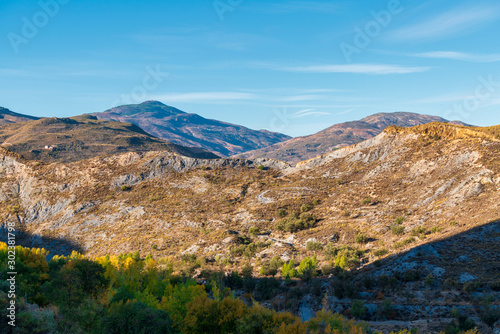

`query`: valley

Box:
[1,121,499,333]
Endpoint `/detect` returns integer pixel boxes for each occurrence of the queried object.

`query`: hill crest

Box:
[94,101,291,157]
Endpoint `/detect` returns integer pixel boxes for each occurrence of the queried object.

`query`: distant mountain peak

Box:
[104,101,185,117]
[139,100,167,106]
[236,111,472,163]
[94,102,291,157]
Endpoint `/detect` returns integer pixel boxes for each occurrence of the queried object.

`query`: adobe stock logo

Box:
[339,0,403,63]
[213,0,243,21]
[111,65,169,107]
[7,0,69,54]
[444,75,500,121]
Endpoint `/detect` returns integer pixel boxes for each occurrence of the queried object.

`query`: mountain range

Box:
[92,101,291,157]
[0,103,472,165]
[236,112,470,163]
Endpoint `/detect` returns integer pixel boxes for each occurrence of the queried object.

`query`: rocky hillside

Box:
[93,101,291,157]
[0,107,39,124]
[236,112,470,163]
[1,122,499,332]
[0,114,218,163]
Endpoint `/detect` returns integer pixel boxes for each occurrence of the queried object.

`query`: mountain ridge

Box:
[93,101,292,157]
[236,112,471,163]
[0,107,40,124]
[0,114,218,163]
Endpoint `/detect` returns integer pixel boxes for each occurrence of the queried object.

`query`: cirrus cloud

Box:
[280,64,431,75]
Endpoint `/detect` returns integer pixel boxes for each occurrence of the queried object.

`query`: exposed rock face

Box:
[0,123,500,333]
[94,101,291,157]
[1,122,498,258]
[236,112,471,163]
[1,122,499,332]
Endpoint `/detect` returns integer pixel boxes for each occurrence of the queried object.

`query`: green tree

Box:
[281,260,296,279]
[297,256,318,281]
[103,300,175,334]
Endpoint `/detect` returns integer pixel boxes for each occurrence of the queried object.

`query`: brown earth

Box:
[1,122,499,333]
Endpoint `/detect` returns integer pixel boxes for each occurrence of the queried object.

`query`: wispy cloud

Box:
[250,1,338,14]
[292,109,330,118]
[280,64,431,75]
[336,108,355,115]
[279,95,324,102]
[387,5,500,41]
[152,92,257,103]
[413,51,500,63]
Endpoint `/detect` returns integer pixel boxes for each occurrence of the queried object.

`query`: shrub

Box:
[430,226,443,234]
[259,256,283,277]
[300,204,313,213]
[373,248,389,257]
[321,263,333,276]
[150,194,162,201]
[323,243,337,260]
[449,221,459,226]
[463,281,483,293]
[425,274,435,286]
[391,225,405,236]
[248,227,260,236]
[333,246,363,270]
[402,269,421,282]
[306,241,323,251]
[331,276,359,299]
[230,241,270,259]
[297,256,319,281]
[325,245,364,270]
[276,208,287,218]
[351,300,367,319]
[355,233,368,244]
[257,165,265,170]
[393,237,415,249]
[395,216,405,225]
[362,276,376,289]
[281,260,297,279]
[445,309,476,333]
[222,271,242,290]
[312,199,321,206]
[195,257,206,268]
[8,205,21,214]
[241,263,253,278]
[120,185,131,191]
[307,310,368,333]
[255,277,281,300]
[274,213,316,233]
[480,305,500,328]
[410,226,427,237]
[362,198,371,205]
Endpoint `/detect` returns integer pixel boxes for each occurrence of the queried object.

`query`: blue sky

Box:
[1,0,500,136]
